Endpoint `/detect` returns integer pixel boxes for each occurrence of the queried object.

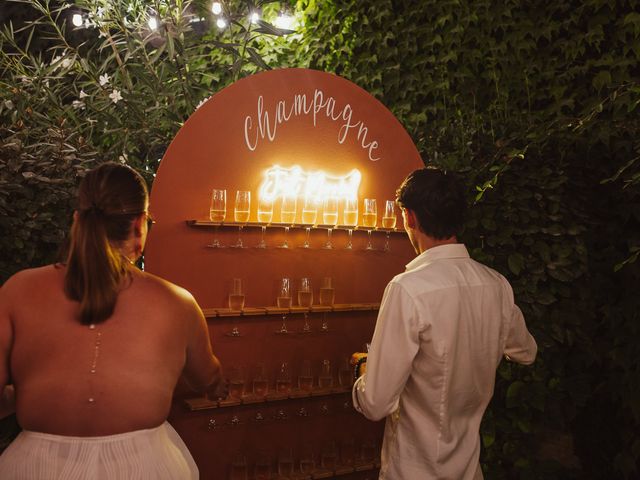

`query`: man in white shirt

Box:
[352,167,537,479]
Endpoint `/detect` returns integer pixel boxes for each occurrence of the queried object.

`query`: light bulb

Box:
[216,17,227,29]
[148,16,158,30]
[250,11,260,24]
[211,2,222,15]
[72,14,83,27]
[274,12,294,30]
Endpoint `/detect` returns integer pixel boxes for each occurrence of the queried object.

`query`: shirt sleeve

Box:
[503,289,537,365]
[352,280,421,421]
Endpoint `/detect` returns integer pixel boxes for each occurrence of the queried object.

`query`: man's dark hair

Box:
[396,166,467,240]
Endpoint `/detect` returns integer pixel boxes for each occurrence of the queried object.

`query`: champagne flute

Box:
[276,277,292,334]
[343,196,358,249]
[277,447,294,478]
[382,200,397,252]
[300,196,318,248]
[298,360,314,392]
[227,278,245,337]
[227,366,245,400]
[298,277,313,333]
[252,363,269,398]
[275,361,292,394]
[278,195,297,249]
[319,277,335,306]
[232,190,250,248]
[322,196,338,249]
[256,196,274,248]
[229,454,248,480]
[363,198,377,250]
[319,359,333,389]
[208,188,226,248]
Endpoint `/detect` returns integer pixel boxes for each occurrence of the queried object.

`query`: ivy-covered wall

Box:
[1,0,639,478]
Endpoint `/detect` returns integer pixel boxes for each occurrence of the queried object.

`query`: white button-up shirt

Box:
[353,244,537,479]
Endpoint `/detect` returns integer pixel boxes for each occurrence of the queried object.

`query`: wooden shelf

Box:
[202,303,379,319]
[185,386,353,411]
[187,219,404,234]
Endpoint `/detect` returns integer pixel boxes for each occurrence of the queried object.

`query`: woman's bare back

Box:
[2,264,218,436]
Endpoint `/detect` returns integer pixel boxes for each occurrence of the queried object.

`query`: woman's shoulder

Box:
[129,270,198,310]
[2,264,61,290]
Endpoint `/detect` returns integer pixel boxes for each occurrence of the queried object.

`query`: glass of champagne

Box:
[255,196,273,248]
[300,196,318,248]
[278,195,297,249]
[275,361,292,395]
[363,198,377,250]
[227,366,245,400]
[227,278,245,337]
[318,359,333,389]
[322,196,338,249]
[319,277,335,306]
[382,200,397,251]
[298,277,313,333]
[232,190,250,248]
[208,188,226,248]
[252,363,269,398]
[277,277,292,334]
[298,359,314,392]
[343,197,358,249]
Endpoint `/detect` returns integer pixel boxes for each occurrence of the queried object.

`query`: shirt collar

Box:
[405,243,470,271]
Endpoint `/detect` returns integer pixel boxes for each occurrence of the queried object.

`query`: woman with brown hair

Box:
[0,162,222,479]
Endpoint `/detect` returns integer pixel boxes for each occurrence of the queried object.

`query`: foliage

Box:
[2,0,640,478]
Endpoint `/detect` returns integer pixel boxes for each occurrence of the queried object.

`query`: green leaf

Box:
[508,253,525,275]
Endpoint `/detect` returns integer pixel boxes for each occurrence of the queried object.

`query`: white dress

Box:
[0,421,198,479]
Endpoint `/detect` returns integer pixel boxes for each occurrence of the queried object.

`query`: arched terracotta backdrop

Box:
[146,68,423,479]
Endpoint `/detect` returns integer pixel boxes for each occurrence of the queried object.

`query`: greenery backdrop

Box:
[1,0,639,478]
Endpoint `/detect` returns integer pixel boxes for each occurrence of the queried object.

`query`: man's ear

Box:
[405,209,418,230]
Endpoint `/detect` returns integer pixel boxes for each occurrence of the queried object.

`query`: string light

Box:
[216,17,227,29]
[274,11,294,30]
[148,16,158,30]
[211,2,222,15]
[72,14,83,27]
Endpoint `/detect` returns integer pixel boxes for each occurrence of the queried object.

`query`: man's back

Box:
[353,244,536,479]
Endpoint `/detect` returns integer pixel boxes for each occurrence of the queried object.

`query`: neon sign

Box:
[258,165,362,202]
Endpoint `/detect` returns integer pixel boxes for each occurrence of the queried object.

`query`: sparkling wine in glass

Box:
[322,196,338,249]
[276,362,292,394]
[318,359,333,389]
[226,278,244,337]
[252,363,269,398]
[300,196,318,248]
[278,195,297,249]
[298,360,314,392]
[298,277,313,333]
[382,200,397,251]
[277,277,292,334]
[319,276,335,306]
[227,366,244,400]
[232,190,250,248]
[343,196,358,249]
[208,188,226,248]
[363,198,377,250]
[255,196,273,248]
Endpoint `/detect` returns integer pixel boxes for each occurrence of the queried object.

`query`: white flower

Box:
[61,57,73,69]
[44,80,50,88]
[96,7,105,18]
[4,100,14,110]
[79,90,88,99]
[72,100,85,110]
[118,153,128,163]
[99,74,110,86]
[109,89,122,104]
[50,55,62,66]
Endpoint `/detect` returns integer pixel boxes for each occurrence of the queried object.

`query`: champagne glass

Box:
[338,357,353,388]
[298,359,314,392]
[319,277,335,306]
[363,198,377,250]
[343,197,358,249]
[229,454,248,480]
[254,451,271,480]
[255,196,274,248]
[318,359,333,389]
[278,195,297,249]
[382,200,397,252]
[322,196,338,249]
[298,277,313,333]
[320,441,338,471]
[227,278,244,337]
[275,361,292,394]
[276,277,292,334]
[252,363,269,398]
[277,448,294,478]
[232,190,250,248]
[208,188,226,248]
[299,444,316,475]
[227,366,245,400]
[300,196,318,248]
